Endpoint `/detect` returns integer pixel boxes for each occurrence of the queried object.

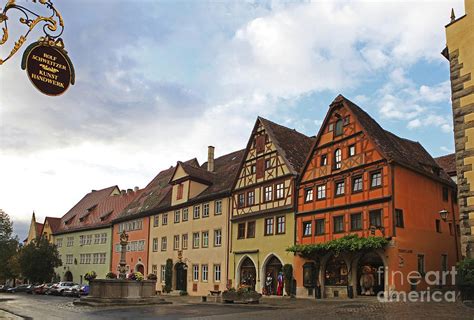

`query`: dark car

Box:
[0,285,11,292]
[7,284,33,293]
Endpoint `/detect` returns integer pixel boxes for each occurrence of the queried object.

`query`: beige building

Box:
[229,117,313,294]
[445,0,474,257]
[148,148,244,295]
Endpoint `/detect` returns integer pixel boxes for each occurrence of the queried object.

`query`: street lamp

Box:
[439,209,449,222]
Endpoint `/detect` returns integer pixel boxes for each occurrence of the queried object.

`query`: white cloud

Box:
[407,114,453,133]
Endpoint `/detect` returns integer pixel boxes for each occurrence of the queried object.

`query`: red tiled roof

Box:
[435,153,456,176]
[43,217,61,233]
[55,186,142,234]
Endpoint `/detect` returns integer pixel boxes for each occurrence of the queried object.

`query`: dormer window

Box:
[177,184,184,200]
[335,119,343,136]
[334,149,342,170]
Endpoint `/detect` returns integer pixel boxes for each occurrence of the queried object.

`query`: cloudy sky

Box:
[0,0,464,240]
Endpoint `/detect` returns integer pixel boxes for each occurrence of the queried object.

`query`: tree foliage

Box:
[287,234,389,258]
[18,237,62,283]
[457,258,474,286]
[164,258,173,293]
[0,210,20,283]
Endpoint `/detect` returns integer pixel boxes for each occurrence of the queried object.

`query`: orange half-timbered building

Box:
[294,95,460,298]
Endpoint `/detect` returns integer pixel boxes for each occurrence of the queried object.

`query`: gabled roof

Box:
[35,222,43,238]
[55,186,141,234]
[43,217,61,234]
[435,153,456,177]
[306,94,455,186]
[172,160,215,185]
[257,117,314,175]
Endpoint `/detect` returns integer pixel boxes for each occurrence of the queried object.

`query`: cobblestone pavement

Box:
[1,293,473,320]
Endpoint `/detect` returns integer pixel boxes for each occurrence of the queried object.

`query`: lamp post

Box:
[438,209,460,261]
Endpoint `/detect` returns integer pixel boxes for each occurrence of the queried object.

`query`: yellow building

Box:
[445,0,474,258]
[25,211,43,245]
[148,148,244,296]
[229,117,313,294]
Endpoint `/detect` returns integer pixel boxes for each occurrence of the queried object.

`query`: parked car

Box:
[0,285,11,292]
[7,284,34,293]
[44,283,58,295]
[48,282,78,296]
[31,283,52,295]
[63,284,89,297]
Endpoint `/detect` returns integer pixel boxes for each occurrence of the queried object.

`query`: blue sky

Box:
[0,0,464,240]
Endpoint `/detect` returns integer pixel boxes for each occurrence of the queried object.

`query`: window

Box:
[214,229,222,246]
[333,216,344,233]
[214,264,221,282]
[315,219,325,235]
[162,213,168,225]
[203,203,210,217]
[66,254,73,264]
[152,238,158,252]
[246,221,255,238]
[442,187,449,202]
[202,231,209,248]
[256,158,265,179]
[215,200,222,215]
[436,219,441,233]
[193,232,200,248]
[441,254,448,272]
[161,237,167,251]
[177,184,184,200]
[370,171,382,188]
[182,208,189,221]
[350,213,362,231]
[56,238,63,248]
[395,209,404,228]
[93,253,99,264]
[152,265,157,276]
[79,235,84,246]
[101,233,107,244]
[247,191,255,206]
[238,193,245,208]
[335,180,345,196]
[237,223,246,239]
[174,210,180,223]
[343,116,350,126]
[303,221,312,237]
[417,255,425,274]
[265,217,274,235]
[334,149,342,169]
[99,253,106,264]
[352,176,363,193]
[276,216,285,234]
[174,235,180,250]
[153,215,159,227]
[265,159,271,170]
[85,254,91,264]
[305,188,313,202]
[67,237,74,247]
[276,183,284,199]
[160,265,166,283]
[256,135,266,153]
[321,154,328,166]
[348,145,356,157]
[193,205,200,219]
[182,234,188,249]
[328,123,334,132]
[369,210,382,227]
[202,264,209,282]
[335,119,343,136]
[264,185,273,202]
[193,264,199,281]
[94,234,100,244]
[317,185,326,200]
[250,164,256,174]
[86,235,92,245]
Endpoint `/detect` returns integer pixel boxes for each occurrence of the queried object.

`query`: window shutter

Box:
[256,158,265,179]
[255,135,266,153]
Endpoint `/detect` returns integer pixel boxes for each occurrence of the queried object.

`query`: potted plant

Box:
[105,272,117,279]
[128,272,144,281]
[84,271,97,283]
[222,285,262,303]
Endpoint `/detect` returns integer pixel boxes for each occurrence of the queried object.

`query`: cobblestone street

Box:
[1,293,474,320]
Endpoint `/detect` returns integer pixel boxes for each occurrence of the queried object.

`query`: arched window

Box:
[334,149,342,170]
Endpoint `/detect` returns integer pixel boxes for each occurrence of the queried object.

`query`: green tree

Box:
[0,210,20,283]
[164,258,173,293]
[19,237,62,283]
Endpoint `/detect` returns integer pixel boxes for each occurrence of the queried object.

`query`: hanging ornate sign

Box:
[0,0,73,95]
[21,37,74,96]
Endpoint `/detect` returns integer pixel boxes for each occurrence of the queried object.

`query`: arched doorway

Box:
[64,271,73,282]
[175,262,187,291]
[239,257,256,290]
[136,264,145,275]
[357,252,384,296]
[263,255,283,295]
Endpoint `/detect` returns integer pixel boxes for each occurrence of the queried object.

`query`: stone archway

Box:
[64,271,73,282]
[357,252,385,296]
[262,255,283,295]
[238,256,256,291]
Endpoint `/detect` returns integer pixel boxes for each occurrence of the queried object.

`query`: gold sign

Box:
[21,38,74,96]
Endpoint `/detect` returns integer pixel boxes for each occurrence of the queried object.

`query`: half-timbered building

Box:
[229,117,313,294]
[294,95,460,298]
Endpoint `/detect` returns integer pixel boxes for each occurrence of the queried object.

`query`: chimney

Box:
[134,186,139,192]
[121,190,126,195]
[207,146,215,172]
[127,188,133,194]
